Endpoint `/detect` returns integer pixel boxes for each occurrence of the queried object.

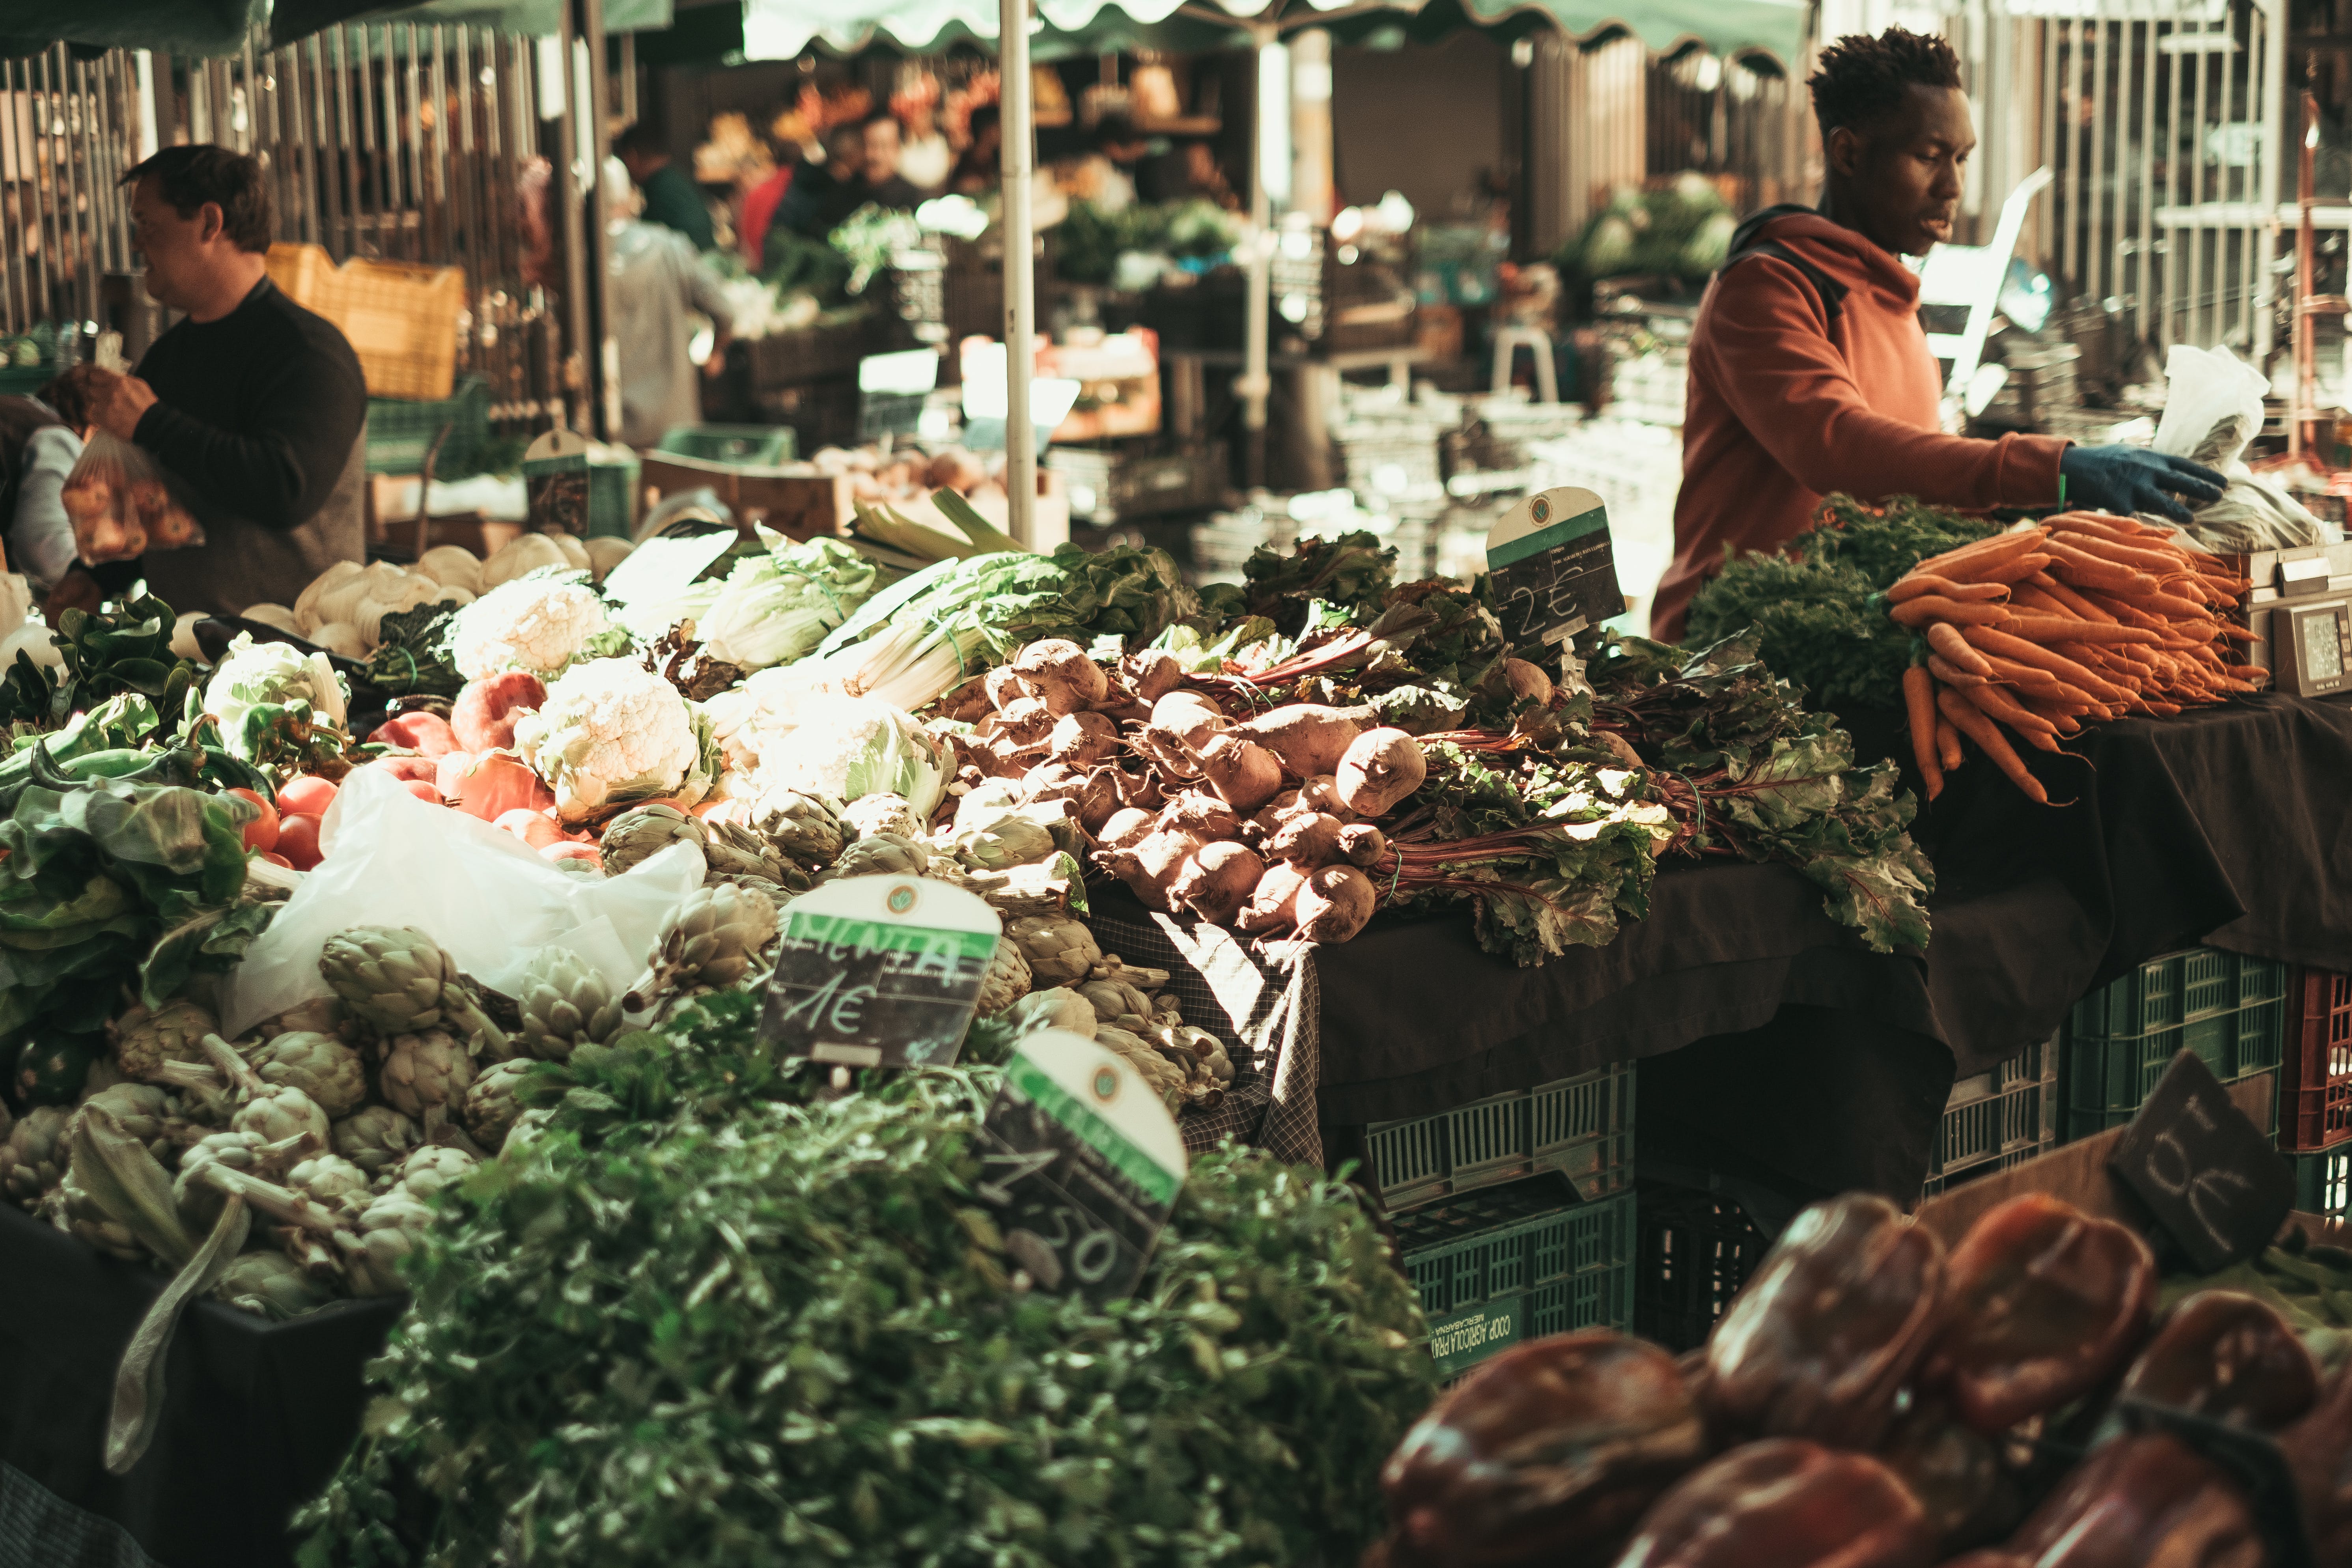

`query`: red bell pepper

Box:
[1610,1437,1934,1568]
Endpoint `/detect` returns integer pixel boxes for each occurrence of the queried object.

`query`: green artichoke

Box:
[1003,986,1096,1038]
[703,819,790,887]
[330,1105,421,1179]
[245,1032,368,1119]
[976,938,1030,1018]
[626,883,779,1010]
[56,1171,147,1261]
[500,1107,554,1158]
[286,1152,373,1218]
[255,996,351,1042]
[213,1250,333,1320]
[948,814,1060,874]
[319,926,508,1054]
[111,1001,221,1086]
[395,1144,477,1206]
[1092,1026,1187,1110]
[378,1030,476,1124]
[230,1081,331,1146]
[1,1106,71,1209]
[57,1104,196,1265]
[175,1129,284,1230]
[743,788,845,869]
[463,1060,534,1150]
[514,948,624,1062]
[70,1083,176,1161]
[344,1188,434,1297]
[823,832,926,882]
[841,792,922,842]
[599,802,706,876]
[1004,913,1103,986]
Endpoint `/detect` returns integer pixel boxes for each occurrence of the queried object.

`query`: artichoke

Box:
[823,833,927,881]
[842,792,922,842]
[600,802,706,876]
[2,1107,72,1209]
[741,788,844,870]
[245,1031,368,1118]
[1003,987,1096,1039]
[1093,1026,1188,1110]
[232,1083,331,1146]
[948,814,1060,873]
[319,926,508,1054]
[1077,977,1154,1027]
[56,1104,196,1265]
[514,948,625,1061]
[501,1108,555,1159]
[56,1171,148,1262]
[175,1129,285,1230]
[976,938,1031,1018]
[1005,914,1103,986]
[463,1060,535,1150]
[395,1144,478,1205]
[80,1055,129,1098]
[69,1083,176,1161]
[378,1029,477,1124]
[344,1188,434,1297]
[213,1250,334,1320]
[286,1152,373,1218]
[627,883,779,1010]
[255,996,351,1042]
[330,1105,421,1178]
[703,819,790,887]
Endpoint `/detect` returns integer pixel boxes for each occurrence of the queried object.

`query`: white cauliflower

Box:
[450,575,611,680]
[513,657,709,822]
[203,633,347,757]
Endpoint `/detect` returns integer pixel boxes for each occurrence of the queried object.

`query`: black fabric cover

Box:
[0,1205,401,1568]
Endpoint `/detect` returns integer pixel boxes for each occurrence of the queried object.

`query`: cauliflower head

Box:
[204,633,348,759]
[450,575,610,680]
[514,657,709,821]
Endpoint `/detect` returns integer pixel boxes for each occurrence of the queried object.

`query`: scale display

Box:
[2279,602,2352,697]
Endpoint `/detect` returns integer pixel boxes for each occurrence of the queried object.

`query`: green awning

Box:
[0,0,266,58]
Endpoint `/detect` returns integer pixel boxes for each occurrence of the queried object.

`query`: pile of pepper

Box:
[1367,1191,2352,1567]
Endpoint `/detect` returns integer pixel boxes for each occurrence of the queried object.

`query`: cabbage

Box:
[698,538,880,670]
[203,634,348,761]
[754,696,945,819]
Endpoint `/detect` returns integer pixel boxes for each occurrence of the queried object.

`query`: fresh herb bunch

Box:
[297,996,1432,1568]
[1683,494,2001,715]
[1199,530,1398,637]
[0,586,199,732]
[362,603,465,700]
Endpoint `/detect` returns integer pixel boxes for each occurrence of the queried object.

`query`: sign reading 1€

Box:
[757,875,1003,1068]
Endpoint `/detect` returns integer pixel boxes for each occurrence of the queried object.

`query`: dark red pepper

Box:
[1377,1330,1709,1568]
[1878,1402,2021,1554]
[1921,1194,2156,1434]
[2119,1290,2319,1433]
[1699,1194,1945,1449]
[2282,1365,2352,1565]
[1608,1437,1934,1568]
[1999,1432,2266,1568]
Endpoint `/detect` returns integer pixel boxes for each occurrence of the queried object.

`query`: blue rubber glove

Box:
[2058,444,2227,524]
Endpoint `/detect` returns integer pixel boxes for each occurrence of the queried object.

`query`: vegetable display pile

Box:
[1367,1189,2352,1568]
[294,999,1434,1568]
[1890,511,2263,804]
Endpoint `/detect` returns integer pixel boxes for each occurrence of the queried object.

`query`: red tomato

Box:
[259,851,293,868]
[401,779,442,804]
[226,787,279,852]
[276,814,324,870]
[277,775,340,819]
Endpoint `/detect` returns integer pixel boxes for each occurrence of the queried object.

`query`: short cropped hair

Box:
[612,121,666,160]
[120,144,273,253]
[1808,27,1963,139]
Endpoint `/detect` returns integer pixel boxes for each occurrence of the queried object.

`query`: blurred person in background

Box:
[738,132,795,269]
[777,122,868,242]
[895,83,953,196]
[950,105,1002,196]
[614,121,717,252]
[603,158,734,449]
[0,379,84,596]
[857,113,924,211]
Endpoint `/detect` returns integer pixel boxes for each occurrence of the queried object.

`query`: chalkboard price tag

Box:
[2108,1049,2293,1274]
[521,427,591,536]
[973,1029,1187,1302]
[758,875,1001,1069]
[1486,485,1623,651]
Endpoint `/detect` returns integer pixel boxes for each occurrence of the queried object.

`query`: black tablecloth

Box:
[0,1205,402,1568]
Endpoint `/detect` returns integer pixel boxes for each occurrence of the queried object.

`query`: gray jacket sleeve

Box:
[12,424,82,586]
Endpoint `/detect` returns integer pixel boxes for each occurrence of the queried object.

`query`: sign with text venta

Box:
[758,876,1001,1069]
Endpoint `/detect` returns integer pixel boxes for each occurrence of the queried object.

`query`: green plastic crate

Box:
[655,423,796,465]
[2065,950,2288,1140]
[587,453,639,540]
[2291,1145,2352,1220]
[1632,1183,1768,1353]
[1364,1060,1633,1213]
[365,375,490,476]
[1927,1036,2059,1193]
[1398,1179,1635,1379]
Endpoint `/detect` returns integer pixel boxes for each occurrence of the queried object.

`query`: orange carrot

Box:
[1938,685,2049,803]
[1963,681,2059,740]
[1909,528,2049,578]
[2009,584,2074,618]
[1889,596,2009,629]
[2003,614,2164,647]
[1953,551,2057,586]
[1888,573,2010,604]
[2044,539,2159,595]
[2048,529,2189,577]
[1925,621,1994,676]
[1903,666,1943,800]
[1935,719,1964,771]
[1981,654,2064,691]
[1927,653,1994,688]
[2035,576,2118,623]
[1959,625,2130,701]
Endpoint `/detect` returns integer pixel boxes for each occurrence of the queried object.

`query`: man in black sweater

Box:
[67,145,366,616]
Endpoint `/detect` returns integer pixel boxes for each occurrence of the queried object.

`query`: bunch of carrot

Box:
[1890,511,2263,805]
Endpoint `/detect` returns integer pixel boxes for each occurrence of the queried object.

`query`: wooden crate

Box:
[267,243,465,401]
[638,452,855,542]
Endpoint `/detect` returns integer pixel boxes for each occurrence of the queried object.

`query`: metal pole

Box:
[1239,23,1275,489]
[555,6,590,433]
[579,0,613,444]
[1001,0,1036,543]
[2292,87,2315,459]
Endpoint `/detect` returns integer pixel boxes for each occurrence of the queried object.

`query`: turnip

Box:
[1011,638,1107,716]
[1295,864,1378,943]
[1236,862,1309,935]
[1230,704,1365,780]
[1047,711,1119,769]
[1150,690,1227,747]
[1104,829,1203,913]
[1158,791,1243,843]
[1098,807,1157,851]
[1333,728,1426,818]
[452,672,548,754]
[1114,767,1165,813]
[1195,734,1282,815]
[983,667,1035,711]
[1505,658,1553,706]
[1296,775,1358,822]
[1267,811,1343,868]
[982,697,1056,749]
[1124,648,1184,702]
[1171,842,1266,926]
[1337,823,1388,868]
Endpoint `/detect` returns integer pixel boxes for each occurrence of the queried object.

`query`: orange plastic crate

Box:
[2282,969,2352,1153]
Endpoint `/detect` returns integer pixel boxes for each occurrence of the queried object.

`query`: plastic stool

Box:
[1491,325,1559,403]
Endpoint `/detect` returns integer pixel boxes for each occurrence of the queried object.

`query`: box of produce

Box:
[2066,948,2288,1140]
[1396,1178,1635,1378]
[1364,1058,1632,1213]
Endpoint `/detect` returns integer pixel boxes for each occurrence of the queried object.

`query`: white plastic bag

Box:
[220,765,704,1035]
[2150,343,2268,472]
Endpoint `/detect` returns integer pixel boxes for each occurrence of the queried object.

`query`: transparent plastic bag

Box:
[59,429,205,564]
[220,765,704,1034]
[2149,343,2328,550]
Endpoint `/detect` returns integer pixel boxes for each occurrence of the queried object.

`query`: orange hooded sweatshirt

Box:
[1650,207,2068,642]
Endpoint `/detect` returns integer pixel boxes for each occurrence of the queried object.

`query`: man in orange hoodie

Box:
[1651,27,2223,642]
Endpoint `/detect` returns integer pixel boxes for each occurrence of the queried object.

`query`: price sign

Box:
[521,428,590,536]
[1486,485,1623,652]
[973,1029,1187,1302]
[2109,1049,2293,1274]
[758,876,1001,1069]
